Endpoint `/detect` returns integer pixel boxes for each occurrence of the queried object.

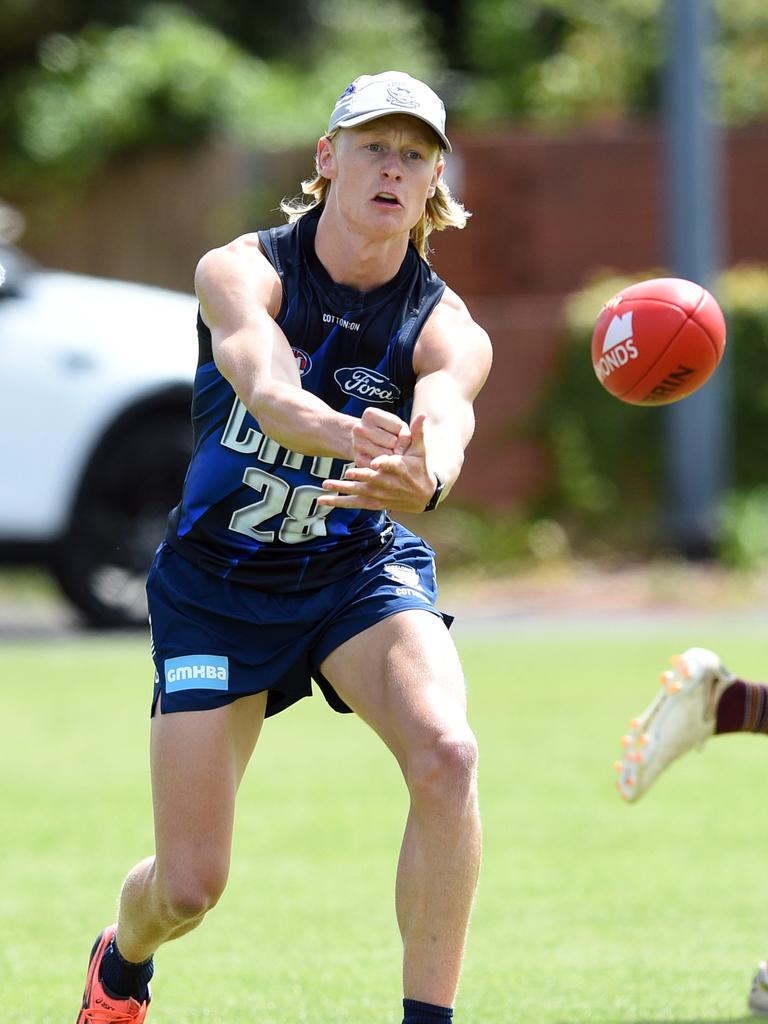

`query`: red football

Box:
[591,277,726,405]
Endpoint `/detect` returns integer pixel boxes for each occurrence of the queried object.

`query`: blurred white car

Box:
[0,246,198,627]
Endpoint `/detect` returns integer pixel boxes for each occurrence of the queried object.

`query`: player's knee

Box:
[406,730,479,809]
[159,863,228,925]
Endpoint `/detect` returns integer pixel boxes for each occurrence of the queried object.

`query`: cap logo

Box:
[338,82,356,101]
[386,84,420,109]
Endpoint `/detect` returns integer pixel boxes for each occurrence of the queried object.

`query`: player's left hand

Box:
[353,407,411,468]
[318,413,437,513]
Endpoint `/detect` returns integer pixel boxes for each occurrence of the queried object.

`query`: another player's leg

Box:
[615,650,768,1017]
[76,692,267,1023]
[321,611,481,1023]
[614,647,733,802]
[615,647,768,802]
[749,962,768,1016]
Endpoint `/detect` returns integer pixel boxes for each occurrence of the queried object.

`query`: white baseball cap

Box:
[328,71,452,153]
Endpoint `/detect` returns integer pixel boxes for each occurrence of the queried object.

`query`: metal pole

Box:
[663,0,727,557]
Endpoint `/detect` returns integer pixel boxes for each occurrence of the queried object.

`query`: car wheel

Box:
[52,412,192,629]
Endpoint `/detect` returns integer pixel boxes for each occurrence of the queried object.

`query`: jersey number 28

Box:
[228,467,332,544]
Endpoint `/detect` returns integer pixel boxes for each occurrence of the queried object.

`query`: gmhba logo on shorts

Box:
[164,654,229,692]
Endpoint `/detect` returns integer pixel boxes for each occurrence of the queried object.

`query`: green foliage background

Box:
[0,0,441,189]
[3,0,768,191]
[464,0,768,126]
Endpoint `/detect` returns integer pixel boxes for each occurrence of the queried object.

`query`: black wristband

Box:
[423,474,444,512]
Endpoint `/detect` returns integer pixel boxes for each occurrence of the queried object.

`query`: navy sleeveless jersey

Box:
[165,204,446,591]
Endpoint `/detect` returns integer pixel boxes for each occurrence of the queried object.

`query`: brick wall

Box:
[430,123,768,507]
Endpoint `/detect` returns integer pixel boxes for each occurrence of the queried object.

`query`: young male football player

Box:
[75,70,492,1024]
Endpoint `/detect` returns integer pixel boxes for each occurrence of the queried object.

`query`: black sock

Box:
[402,997,454,1023]
[99,936,154,1003]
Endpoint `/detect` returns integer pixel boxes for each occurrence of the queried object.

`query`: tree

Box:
[0,0,442,188]
[3,0,768,197]
[459,0,768,126]
[0,0,315,69]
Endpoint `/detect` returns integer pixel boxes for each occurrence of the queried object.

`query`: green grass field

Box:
[3,618,768,1023]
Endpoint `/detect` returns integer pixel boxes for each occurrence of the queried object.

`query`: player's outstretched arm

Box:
[407,289,492,502]
[196,237,409,462]
[319,288,492,512]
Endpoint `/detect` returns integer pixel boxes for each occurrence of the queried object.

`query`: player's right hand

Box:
[353,407,411,467]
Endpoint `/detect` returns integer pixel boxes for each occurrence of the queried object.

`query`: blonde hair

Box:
[279,128,470,261]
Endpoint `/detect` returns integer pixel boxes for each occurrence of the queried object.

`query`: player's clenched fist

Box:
[319,413,435,514]
[352,407,411,467]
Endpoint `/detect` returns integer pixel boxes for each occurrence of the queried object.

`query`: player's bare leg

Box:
[321,611,481,1009]
[116,690,268,962]
[77,691,268,1022]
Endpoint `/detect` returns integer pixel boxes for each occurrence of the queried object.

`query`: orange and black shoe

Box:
[76,925,150,1023]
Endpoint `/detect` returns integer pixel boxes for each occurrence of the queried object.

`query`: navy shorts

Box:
[147,523,450,718]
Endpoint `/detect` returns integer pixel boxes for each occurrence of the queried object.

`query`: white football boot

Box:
[615,647,734,802]
[749,962,768,1016]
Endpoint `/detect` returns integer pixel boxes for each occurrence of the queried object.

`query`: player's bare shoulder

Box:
[415,285,492,387]
[195,232,282,323]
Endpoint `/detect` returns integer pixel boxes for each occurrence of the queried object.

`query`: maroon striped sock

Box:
[715,680,768,734]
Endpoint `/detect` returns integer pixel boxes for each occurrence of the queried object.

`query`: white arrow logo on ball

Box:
[602,311,634,353]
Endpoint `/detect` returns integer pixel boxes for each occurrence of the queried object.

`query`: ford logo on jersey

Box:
[334,367,401,404]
